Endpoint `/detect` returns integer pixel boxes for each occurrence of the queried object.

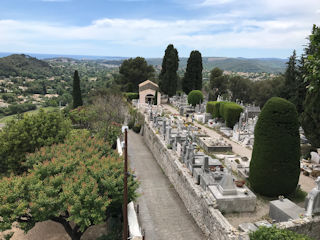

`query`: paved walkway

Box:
[128,131,206,240]
[162,104,316,193]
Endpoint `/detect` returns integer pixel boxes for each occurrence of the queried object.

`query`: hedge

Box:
[124,92,139,101]
[249,97,300,197]
[249,226,314,240]
[217,101,243,128]
[188,90,203,107]
[206,101,222,118]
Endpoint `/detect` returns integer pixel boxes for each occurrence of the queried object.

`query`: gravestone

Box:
[218,172,237,195]
[305,176,320,216]
[270,198,305,222]
[311,152,320,164]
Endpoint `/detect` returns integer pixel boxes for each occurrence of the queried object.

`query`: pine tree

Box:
[182,50,203,94]
[281,50,298,104]
[72,70,83,109]
[159,44,179,97]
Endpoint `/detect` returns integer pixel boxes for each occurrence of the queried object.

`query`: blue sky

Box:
[0,0,319,58]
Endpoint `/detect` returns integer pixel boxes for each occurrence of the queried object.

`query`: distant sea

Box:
[0,52,127,61]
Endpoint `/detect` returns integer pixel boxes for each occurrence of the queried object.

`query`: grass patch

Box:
[288,188,308,203]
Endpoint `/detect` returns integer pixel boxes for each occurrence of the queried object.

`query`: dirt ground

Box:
[0,221,108,240]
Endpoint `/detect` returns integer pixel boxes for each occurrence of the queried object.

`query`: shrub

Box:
[217,101,243,127]
[188,90,204,107]
[132,124,141,133]
[249,97,300,197]
[0,109,71,174]
[249,226,314,240]
[128,119,135,129]
[206,101,215,115]
[124,92,139,101]
[223,102,243,128]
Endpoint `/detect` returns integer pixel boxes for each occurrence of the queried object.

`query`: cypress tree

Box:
[159,44,179,97]
[182,50,203,94]
[249,97,300,197]
[72,70,83,109]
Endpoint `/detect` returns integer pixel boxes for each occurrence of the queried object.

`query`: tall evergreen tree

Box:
[159,44,179,97]
[301,24,320,147]
[281,50,298,104]
[182,50,203,94]
[72,70,83,109]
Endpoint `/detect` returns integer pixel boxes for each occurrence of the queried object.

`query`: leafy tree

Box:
[301,25,320,147]
[0,109,71,174]
[249,97,300,197]
[249,226,314,240]
[0,131,139,240]
[72,70,83,109]
[209,67,229,100]
[119,57,155,92]
[251,75,285,107]
[159,44,179,97]
[228,76,252,103]
[187,90,203,107]
[182,50,203,94]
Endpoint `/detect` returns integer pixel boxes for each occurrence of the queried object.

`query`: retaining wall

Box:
[143,119,248,240]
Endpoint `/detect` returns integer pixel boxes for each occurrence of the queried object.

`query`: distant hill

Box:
[147,57,287,73]
[0,54,54,77]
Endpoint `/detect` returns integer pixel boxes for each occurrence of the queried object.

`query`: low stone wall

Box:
[143,119,248,240]
[277,216,320,240]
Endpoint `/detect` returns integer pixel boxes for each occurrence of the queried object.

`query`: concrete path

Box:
[162,104,316,193]
[128,131,206,240]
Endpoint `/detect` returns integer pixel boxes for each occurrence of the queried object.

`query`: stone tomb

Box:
[208,172,256,213]
[270,198,305,222]
[198,136,232,153]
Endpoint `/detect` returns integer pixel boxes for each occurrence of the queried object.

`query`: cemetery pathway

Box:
[162,104,316,193]
[128,130,206,240]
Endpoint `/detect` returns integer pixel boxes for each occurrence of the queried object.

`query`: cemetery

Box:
[135,93,320,240]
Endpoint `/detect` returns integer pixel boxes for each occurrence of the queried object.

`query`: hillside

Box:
[147,57,286,73]
[0,54,54,77]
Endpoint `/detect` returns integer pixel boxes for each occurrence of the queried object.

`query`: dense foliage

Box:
[159,44,179,97]
[249,226,314,240]
[249,97,300,197]
[124,92,139,101]
[301,25,320,147]
[187,90,204,107]
[0,109,71,174]
[72,70,83,109]
[182,50,203,94]
[209,67,228,100]
[0,130,138,240]
[0,102,36,116]
[206,101,221,118]
[118,57,155,92]
[219,102,243,128]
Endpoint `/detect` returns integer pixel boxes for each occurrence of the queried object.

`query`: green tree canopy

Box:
[249,97,300,197]
[72,70,83,109]
[187,90,204,107]
[159,44,179,97]
[0,130,138,240]
[119,57,155,92]
[209,67,229,100]
[182,50,203,94]
[249,226,314,240]
[301,24,320,147]
[228,76,252,103]
[0,109,71,174]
